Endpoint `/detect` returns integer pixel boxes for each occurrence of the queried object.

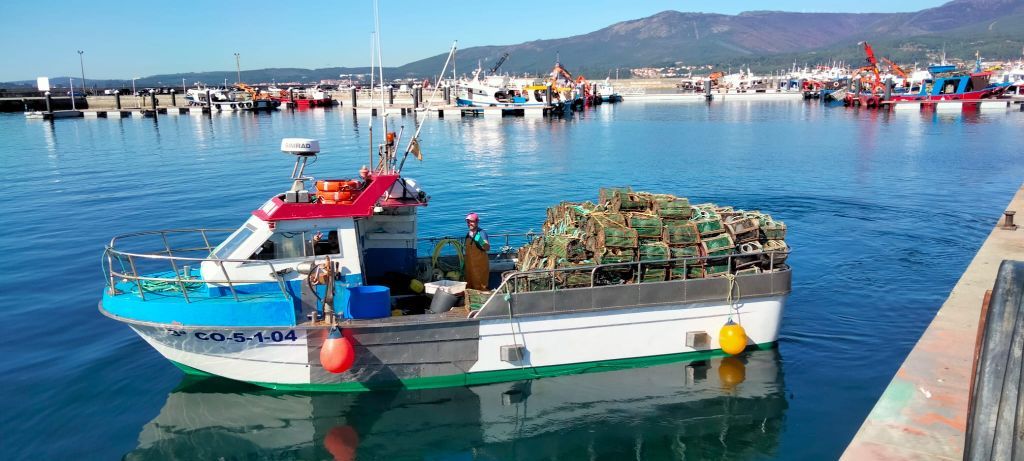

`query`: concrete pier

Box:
[842,183,1024,460]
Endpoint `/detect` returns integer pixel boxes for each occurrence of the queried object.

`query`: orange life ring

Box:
[318,190,353,202]
[316,179,359,192]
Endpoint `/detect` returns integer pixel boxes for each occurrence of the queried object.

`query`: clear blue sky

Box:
[0,0,947,81]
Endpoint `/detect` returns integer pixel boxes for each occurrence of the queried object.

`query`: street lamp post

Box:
[234,52,241,84]
[77,50,86,94]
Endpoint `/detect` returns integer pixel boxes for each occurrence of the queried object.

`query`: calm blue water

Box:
[1,102,1022,460]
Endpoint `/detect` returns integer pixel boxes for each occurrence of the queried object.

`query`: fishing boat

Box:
[889,65,1008,103]
[455,70,552,108]
[272,85,334,108]
[596,78,623,102]
[98,135,791,392]
[185,86,279,112]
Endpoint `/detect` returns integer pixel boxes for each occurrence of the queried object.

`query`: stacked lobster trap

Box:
[513,187,789,291]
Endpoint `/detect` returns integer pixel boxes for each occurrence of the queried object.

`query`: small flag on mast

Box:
[410,137,423,161]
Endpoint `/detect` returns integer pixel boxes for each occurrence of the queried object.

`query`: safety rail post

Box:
[216,260,241,302]
[198,229,212,254]
[106,250,118,294]
[266,262,290,300]
[160,232,191,302]
[127,255,146,301]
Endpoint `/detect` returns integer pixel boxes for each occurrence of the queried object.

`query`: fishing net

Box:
[626,212,664,239]
[761,220,787,240]
[652,195,693,219]
[662,220,702,246]
[725,216,761,244]
[514,189,790,288]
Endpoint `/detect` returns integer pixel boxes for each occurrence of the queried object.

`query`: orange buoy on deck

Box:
[320,326,355,373]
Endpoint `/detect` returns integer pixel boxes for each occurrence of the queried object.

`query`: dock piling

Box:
[115,92,121,110]
[350,88,356,108]
[150,93,157,112]
[545,85,552,106]
[443,86,450,104]
[705,79,713,101]
[412,88,419,109]
[206,90,212,112]
[387,86,394,106]
[170,89,176,107]
[884,78,892,102]
[44,91,52,113]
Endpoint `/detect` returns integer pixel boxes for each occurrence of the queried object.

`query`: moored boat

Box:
[890,65,1009,103]
[272,85,334,108]
[186,86,280,112]
[99,138,791,392]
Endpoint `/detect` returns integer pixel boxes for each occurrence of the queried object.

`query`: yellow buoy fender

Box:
[719,320,748,356]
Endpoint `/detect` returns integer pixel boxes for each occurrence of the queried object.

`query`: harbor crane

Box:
[489,52,509,75]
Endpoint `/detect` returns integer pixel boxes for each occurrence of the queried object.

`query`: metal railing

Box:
[491,248,790,296]
[416,232,537,257]
[103,228,291,303]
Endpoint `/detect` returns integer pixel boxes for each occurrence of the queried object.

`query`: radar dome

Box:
[280,138,320,156]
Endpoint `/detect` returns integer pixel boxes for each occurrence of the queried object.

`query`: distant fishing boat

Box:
[186,86,279,112]
[272,85,334,108]
[890,66,1009,103]
[455,70,551,108]
[596,78,623,102]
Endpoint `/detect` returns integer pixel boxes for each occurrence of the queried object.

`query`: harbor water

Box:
[1,102,1022,460]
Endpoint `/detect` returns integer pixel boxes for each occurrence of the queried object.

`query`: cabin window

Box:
[940,80,958,95]
[213,225,255,259]
[250,230,341,261]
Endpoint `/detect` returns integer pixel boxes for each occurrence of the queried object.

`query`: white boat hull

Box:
[116,294,784,391]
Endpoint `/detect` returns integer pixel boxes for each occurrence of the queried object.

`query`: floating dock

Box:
[842,183,1024,460]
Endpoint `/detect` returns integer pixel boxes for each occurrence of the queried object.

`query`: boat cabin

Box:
[101,138,451,326]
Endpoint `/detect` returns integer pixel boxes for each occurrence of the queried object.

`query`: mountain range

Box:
[5,0,1023,88]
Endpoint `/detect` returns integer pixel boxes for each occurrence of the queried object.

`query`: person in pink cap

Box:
[464,212,490,291]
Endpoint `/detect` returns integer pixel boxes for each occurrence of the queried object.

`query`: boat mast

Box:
[373,0,390,172]
[368,31,375,170]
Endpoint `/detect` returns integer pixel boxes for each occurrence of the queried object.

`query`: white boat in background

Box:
[596,78,623,102]
[455,69,551,107]
[185,86,279,112]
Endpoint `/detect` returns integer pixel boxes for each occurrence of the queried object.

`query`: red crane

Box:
[857,41,885,93]
[880,57,910,88]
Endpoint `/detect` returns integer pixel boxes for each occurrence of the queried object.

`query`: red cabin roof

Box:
[252,174,425,221]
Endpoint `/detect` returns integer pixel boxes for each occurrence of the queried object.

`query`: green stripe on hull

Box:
[252,343,776,393]
[171,360,215,377]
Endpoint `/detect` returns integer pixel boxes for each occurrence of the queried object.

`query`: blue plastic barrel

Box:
[345,285,391,319]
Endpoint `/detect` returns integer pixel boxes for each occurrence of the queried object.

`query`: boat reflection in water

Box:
[125,349,787,460]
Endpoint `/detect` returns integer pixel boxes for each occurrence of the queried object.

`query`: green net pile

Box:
[513,187,789,289]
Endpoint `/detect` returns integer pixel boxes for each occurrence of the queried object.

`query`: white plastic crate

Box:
[424,279,466,295]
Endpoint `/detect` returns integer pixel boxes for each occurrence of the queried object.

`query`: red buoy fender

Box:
[320,326,355,373]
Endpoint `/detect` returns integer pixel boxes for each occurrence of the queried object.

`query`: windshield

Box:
[212,225,255,259]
